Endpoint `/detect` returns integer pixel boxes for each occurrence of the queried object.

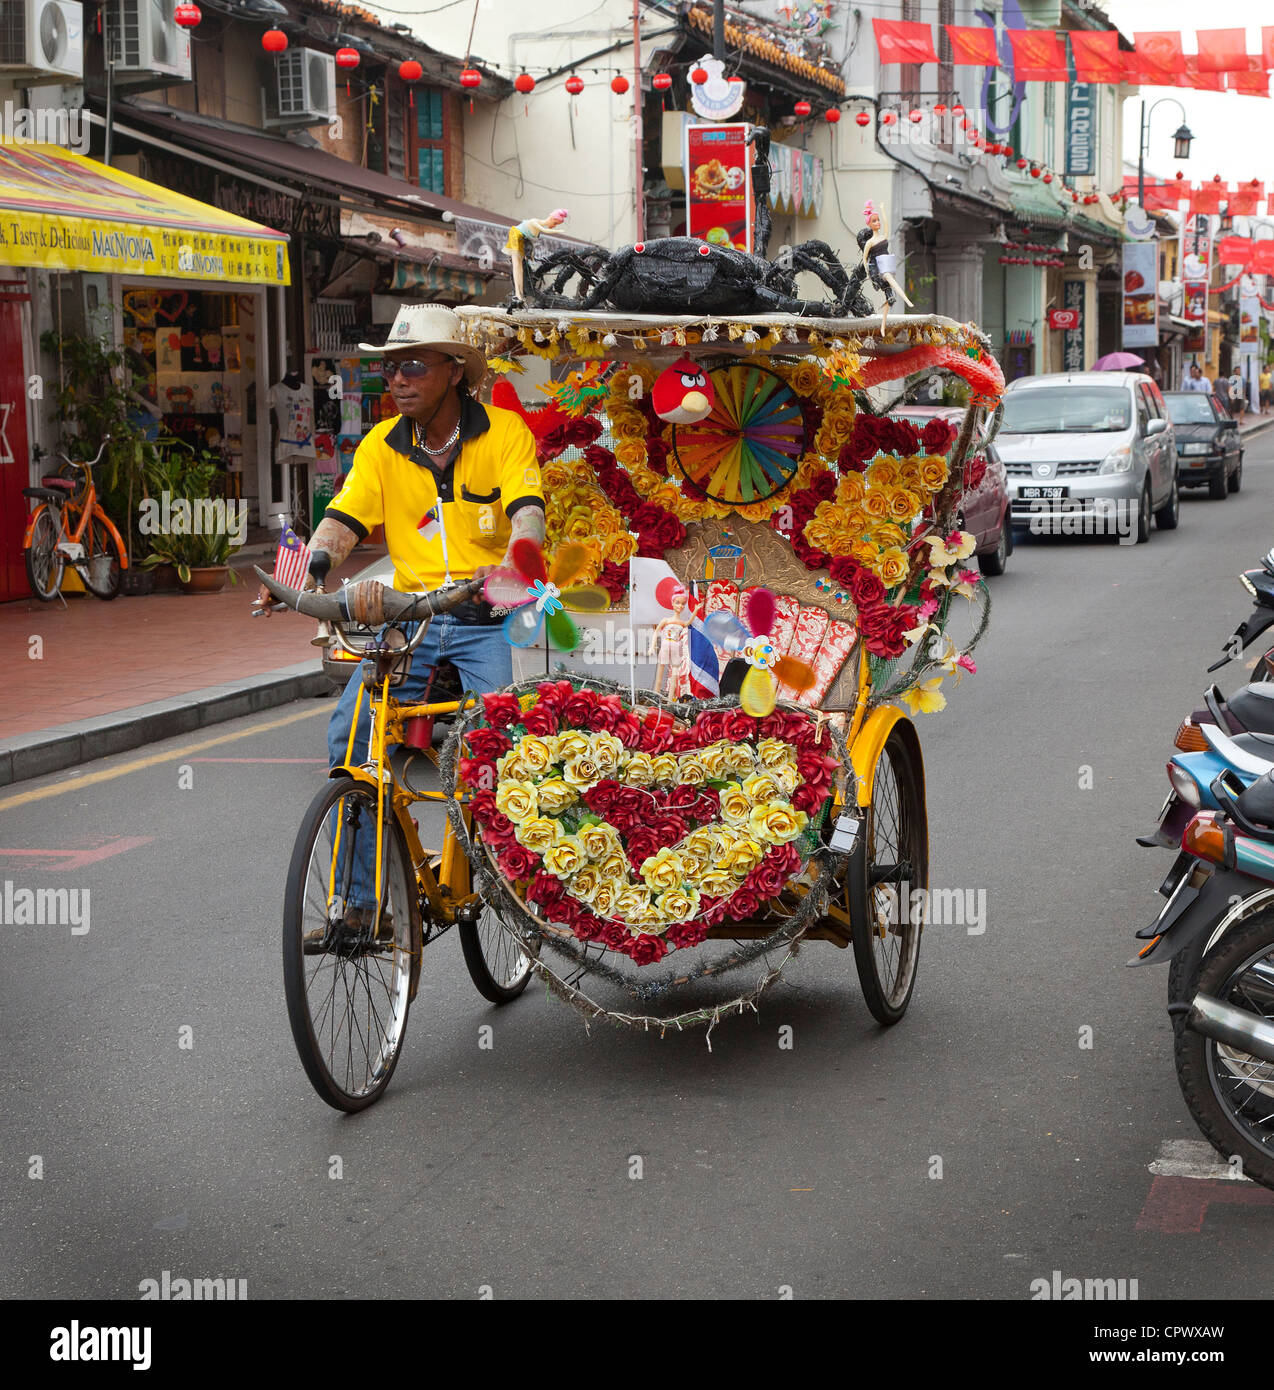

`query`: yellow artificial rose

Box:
[676,752,708,785]
[536,777,576,814]
[589,732,624,774]
[862,488,893,521]
[515,816,561,854]
[756,737,797,768]
[697,867,734,899]
[700,742,733,780]
[603,531,638,566]
[579,821,620,861]
[682,827,719,863]
[640,847,686,895]
[803,514,842,554]
[496,750,529,783]
[615,885,653,921]
[770,763,800,797]
[613,439,649,470]
[598,851,628,884]
[571,863,601,902]
[876,547,910,587]
[866,456,901,489]
[514,735,554,776]
[650,753,679,784]
[868,522,908,551]
[851,538,880,570]
[591,880,618,918]
[556,730,592,762]
[657,887,701,923]
[719,783,753,826]
[747,801,809,845]
[563,508,597,544]
[735,499,782,523]
[920,454,949,492]
[741,771,783,806]
[717,834,764,878]
[621,751,655,786]
[495,780,538,825]
[543,835,585,879]
[541,461,573,490]
[592,506,621,538]
[789,360,821,396]
[726,743,756,776]
[562,754,601,788]
[887,487,922,523]
[611,413,650,442]
[836,472,866,506]
[679,848,707,881]
[814,426,839,460]
[824,409,857,446]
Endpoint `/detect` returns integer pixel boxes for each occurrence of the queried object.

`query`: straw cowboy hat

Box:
[359,303,487,388]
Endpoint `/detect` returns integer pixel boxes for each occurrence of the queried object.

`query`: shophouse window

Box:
[413,88,447,193]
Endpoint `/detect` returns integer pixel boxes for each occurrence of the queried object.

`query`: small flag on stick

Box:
[273,526,312,590]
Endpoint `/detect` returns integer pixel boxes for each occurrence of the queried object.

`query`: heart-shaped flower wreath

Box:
[459,681,839,967]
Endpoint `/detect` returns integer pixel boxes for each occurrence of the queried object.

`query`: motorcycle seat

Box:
[1228,683,1274,736]
[1237,770,1274,829]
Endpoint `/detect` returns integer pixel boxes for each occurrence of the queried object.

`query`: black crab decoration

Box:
[514,127,880,320]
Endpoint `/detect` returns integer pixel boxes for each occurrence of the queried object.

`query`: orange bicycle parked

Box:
[22,436,127,602]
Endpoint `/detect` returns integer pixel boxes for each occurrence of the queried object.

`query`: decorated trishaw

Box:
[264,179,1005,1109]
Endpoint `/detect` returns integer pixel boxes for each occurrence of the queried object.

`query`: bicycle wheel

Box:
[283,778,421,1112]
[24,508,63,601]
[77,511,123,599]
[459,903,536,1003]
[848,725,927,1025]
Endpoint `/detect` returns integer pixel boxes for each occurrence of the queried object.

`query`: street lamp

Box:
[1137,97,1193,211]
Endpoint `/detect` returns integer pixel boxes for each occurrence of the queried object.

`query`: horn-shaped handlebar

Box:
[254,567,485,623]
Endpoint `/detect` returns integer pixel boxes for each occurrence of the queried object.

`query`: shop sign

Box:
[1122,240,1158,348]
[1060,281,1084,372]
[1065,82,1096,177]
[686,123,752,252]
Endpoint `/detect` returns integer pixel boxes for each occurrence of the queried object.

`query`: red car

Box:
[896,405,1012,576]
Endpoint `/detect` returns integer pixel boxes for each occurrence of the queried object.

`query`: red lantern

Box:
[855,110,870,127]
[690,67,708,85]
[880,110,897,125]
[987,143,999,155]
[727,75,744,85]
[794,100,811,118]
[1071,191,1078,202]
[652,73,672,91]
[909,108,923,123]
[174,2,200,27]
[460,68,481,89]
[1030,167,1041,178]
[565,73,584,95]
[399,59,422,82]
[262,28,287,53]
[1003,145,1013,157]
[934,103,948,115]
[1042,172,1053,183]
[336,47,359,70]
[952,104,965,116]
[824,107,840,124]
[611,74,630,94]
[1016,158,1027,169]
[515,72,535,93]
[1174,170,1185,181]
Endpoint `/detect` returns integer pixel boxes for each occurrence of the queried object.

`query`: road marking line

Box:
[188,757,329,764]
[0,706,327,814]
[0,836,154,870]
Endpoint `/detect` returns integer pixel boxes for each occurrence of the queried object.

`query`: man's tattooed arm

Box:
[253,516,361,613]
[500,503,546,568]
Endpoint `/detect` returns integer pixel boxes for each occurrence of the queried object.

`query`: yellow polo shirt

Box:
[326,395,543,592]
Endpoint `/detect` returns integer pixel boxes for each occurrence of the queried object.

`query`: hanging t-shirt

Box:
[269,380,315,458]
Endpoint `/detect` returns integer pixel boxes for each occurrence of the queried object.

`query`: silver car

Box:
[996,372,1180,545]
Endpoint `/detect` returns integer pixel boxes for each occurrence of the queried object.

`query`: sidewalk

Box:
[0,544,385,787]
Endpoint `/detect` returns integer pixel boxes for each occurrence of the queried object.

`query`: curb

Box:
[0,661,333,788]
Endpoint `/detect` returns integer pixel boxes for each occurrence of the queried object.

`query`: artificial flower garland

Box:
[461,682,837,966]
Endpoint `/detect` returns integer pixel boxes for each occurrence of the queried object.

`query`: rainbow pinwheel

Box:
[483,539,610,652]
[702,588,816,717]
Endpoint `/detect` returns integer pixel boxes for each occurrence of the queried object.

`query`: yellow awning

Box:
[0,143,290,286]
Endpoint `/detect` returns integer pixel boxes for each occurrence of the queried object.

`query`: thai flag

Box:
[273,526,312,589]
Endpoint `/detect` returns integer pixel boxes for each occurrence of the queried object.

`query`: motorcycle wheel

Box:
[1174,909,1274,1191]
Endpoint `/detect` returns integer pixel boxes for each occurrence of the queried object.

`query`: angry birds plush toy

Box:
[651,358,715,424]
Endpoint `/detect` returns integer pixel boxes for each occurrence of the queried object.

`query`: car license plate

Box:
[1020,485,1069,499]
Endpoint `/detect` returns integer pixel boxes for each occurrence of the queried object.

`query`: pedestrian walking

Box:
[1260,363,1272,414]
[1226,367,1246,422]
[1181,362,1211,394]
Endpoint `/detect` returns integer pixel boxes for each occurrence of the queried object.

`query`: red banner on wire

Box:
[1007,29,1068,81]
[1228,182,1266,215]
[1228,62,1270,97]
[1134,31,1187,84]
[944,24,999,66]
[1182,56,1224,92]
[1216,238,1254,266]
[1071,31,1122,84]
[871,18,939,66]
[1251,242,1274,276]
[1195,28,1249,73]
[1190,184,1228,215]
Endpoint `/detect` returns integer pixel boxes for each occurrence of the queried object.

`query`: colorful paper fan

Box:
[483,539,610,651]
[672,363,807,505]
[702,587,816,717]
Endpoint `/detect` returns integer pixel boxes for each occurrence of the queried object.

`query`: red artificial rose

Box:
[810,470,836,501]
[598,919,631,950]
[793,782,826,814]
[457,756,495,791]
[481,811,518,850]
[827,554,860,588]
[725,886,761,921]
[534,679,575,714]
[527,869,566,907]
[693,710,729,745]
[639,710,677,752]
[849,566,886,609]
[482,693,521,729]
[562,689,598,726]
[497,844,538,881]
[858,602,918,660]
[468,788,498,823]
[922,417,957,454]
[645,436,670,472]
[522,702,559,737]
[625,825,665,869]
[571,906,607,942]
[964,453,988,489]
[464,727,512,761]
[650,813,688,848]
[627,932,668,966]
[565,416,603,447]
[613,786,647,821]
[613,710,643,748]
[597,561,630,604]
[697,896,728,928]
[723,710,759,743]
[666,784,699,814]
[583,779,622,816]
[749,849,794,898]
[586,693,624,733]
[663,919,711,950]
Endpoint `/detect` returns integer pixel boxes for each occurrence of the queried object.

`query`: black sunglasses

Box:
[379,357,459,381]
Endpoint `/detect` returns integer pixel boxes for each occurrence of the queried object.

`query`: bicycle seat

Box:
[23,486,69,503]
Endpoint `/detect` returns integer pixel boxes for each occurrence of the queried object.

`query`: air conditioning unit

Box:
[0,1,84,84]
[106,0,192,87]
[265,47,337,128]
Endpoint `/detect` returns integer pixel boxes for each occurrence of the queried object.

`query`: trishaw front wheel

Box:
[848,725,927,1025]
[459,904,536,1003]
[283,778,420,1112]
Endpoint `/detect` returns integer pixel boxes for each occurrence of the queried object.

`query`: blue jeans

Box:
[326,616,512,909]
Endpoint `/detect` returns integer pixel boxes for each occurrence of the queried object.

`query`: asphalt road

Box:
[5,431,1274,1301]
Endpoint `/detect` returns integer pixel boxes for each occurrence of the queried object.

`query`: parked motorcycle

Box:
[1132,770,1274,1190]
[1206,553,1274,681]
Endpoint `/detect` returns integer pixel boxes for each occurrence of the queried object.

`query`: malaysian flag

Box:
[273,526,312,590]
[687,583,719,697]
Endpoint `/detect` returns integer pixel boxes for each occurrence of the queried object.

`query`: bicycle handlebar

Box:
[57,435,112,473]
[254,567,485,625]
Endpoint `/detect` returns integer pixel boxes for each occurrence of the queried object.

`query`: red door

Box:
[0,291,31,601]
